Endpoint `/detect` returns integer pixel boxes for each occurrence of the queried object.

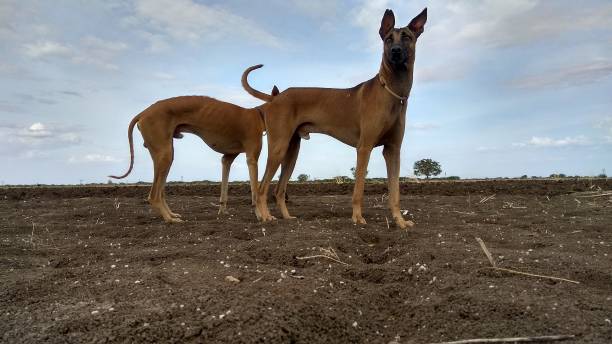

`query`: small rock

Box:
[225,276,240,283]
[91,310,99,315]
[352,321,358,328]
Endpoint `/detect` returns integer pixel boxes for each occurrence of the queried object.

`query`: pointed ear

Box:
[271,85,279,96]
[408,8,427,37]
[379,9,395,40]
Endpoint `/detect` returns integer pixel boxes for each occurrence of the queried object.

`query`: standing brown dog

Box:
[109,66,279,223]
[242,8,427,229]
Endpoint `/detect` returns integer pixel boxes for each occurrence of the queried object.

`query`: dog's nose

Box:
[391,47,402,55]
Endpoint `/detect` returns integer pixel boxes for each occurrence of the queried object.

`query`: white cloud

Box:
[0,122,82,160]
[132,0,282,48]
[595,116,612,135]
[430,1,612,49]
[22,122,52,137]
[509,60,612,89]
[23,36,127,71]
[136,30,171,53]
[23,41,72,58]
[350,1,612,85]
[407,122,440,130]
[513,135,590,148]
[153,72,176,80]
[69,154,121,163]
[0,1,16,38]
[10,122,81,146]
[290,0,340,18]
[72,36,128,70]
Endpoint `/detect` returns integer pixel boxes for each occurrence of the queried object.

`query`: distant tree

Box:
[413,159,442,179]
[350,167,368,179]
[598,169,607,178]
[549,173,567,178]
[296,174,310,182]
[107,179,113,184]
[520,175,528,179]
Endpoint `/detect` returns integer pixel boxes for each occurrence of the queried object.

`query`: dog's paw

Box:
[170,212,182,218]
[165,217,184,224]
[261,214,277,222]
[396,218,415,230]
[352,214,367,225]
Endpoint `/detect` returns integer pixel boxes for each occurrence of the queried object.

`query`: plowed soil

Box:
[1,179,611,343]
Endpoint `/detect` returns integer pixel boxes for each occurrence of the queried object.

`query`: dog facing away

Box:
[243,8,427,229]
[109,66,280,223]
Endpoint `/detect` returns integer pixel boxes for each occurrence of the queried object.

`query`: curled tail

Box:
[242,64,277,102]
[108,114,140,179]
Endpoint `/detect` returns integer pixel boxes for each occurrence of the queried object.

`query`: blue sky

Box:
[1,0,611,184]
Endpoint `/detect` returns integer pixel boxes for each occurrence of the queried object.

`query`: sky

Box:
[1,0,611,185]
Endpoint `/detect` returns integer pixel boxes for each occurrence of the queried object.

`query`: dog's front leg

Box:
[351,145,373,225]
[245,152,261,220]
[383,144,414,229]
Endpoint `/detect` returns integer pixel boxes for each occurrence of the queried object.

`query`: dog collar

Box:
[378,74,408,105]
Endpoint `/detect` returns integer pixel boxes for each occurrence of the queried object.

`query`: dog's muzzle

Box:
[390,46,405,64]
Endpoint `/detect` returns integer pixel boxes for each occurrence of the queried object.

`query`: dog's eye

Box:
[401,33,411,40]
[385,37,392,44]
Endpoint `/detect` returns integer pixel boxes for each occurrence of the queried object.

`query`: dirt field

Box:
[1,179,611,343]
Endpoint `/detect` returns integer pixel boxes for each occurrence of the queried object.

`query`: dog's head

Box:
[379,8,427,69]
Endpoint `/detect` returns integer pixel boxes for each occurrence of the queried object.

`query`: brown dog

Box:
[109,66,279,223]
[243,8,427,229]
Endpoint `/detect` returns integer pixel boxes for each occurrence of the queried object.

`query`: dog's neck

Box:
[379,58,414,98]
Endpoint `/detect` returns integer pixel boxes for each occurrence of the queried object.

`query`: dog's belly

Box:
[175,125,244,154]
[297,123,359,147]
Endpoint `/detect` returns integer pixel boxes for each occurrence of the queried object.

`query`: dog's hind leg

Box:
[257,135,293,222]
[274,134,301,219]
[219,153,238,215]
[148,144,182,223]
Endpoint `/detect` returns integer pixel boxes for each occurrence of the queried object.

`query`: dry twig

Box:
[427,334,575,344]
[452,210,476,216]
[575,192,612,198]
[296,247,349,266]
[480,267,580,284]
[474,237,579,284]
[479,194,496,204]
[475,237,495,267]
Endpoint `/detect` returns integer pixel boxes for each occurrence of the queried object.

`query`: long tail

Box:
[108,114,141,179]
[242,64,274,102]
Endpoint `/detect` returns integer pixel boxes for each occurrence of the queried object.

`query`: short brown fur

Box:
[243,8,427,229]
[110,66,280,222]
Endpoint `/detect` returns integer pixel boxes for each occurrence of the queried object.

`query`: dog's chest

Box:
[379,102,405,133]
